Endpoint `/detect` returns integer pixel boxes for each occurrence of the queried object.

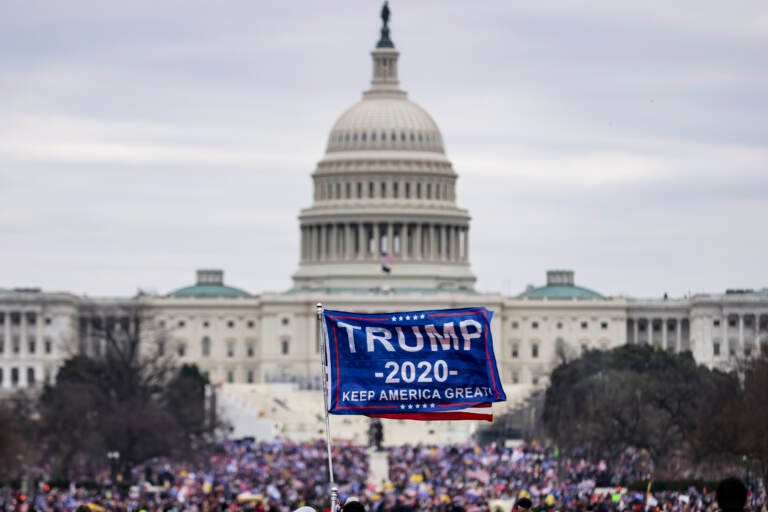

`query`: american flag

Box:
[380,251,394,273]
[370,403,493,422]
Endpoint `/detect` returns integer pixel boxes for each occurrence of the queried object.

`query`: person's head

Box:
[75,506,92,512]
[716,477,747,512]
[342,497,365,512]
[516,497,533,512]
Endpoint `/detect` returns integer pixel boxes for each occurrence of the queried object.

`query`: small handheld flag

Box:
[321,307,506,421]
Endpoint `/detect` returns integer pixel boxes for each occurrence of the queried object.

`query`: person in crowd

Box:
[515,497,533,512]
[716,477,748,512]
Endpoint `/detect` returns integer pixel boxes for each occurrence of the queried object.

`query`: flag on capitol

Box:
[321,307,506,421]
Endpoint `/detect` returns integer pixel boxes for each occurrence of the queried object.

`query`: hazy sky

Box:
[1,1,766,298]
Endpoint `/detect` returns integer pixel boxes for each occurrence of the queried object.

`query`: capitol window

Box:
[371,132,376,141]
[381,182,386,197]
[361,133,366,141]
[357,182,363,198]
[393,182,399,198]
[713,342,721,356]
[531,321,539,329]
[401,132,406,141]
[227,341,235,357]
[416,182,421,198]
[346,182,351,198]
[713,319,720,326]
[512,344,519,358]
[426,183,432,198]
[581,321,588,329]
[202,337,210,357]
[405,182,410,198]
[601,322,608,329]
[531,344,539,358]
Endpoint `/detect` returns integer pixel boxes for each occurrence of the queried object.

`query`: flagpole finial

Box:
[316,302,323,316]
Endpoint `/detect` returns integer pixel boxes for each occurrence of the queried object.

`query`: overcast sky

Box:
[1,1,766,299]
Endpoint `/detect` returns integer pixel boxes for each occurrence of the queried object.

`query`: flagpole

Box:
[316,302,338,512]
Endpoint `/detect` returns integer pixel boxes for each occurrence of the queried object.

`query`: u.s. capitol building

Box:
[1,7,766,423]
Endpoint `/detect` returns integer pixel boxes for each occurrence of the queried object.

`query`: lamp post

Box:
[107,451,120,483]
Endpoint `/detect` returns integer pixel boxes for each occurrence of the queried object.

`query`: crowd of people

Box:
[0,439,763,512]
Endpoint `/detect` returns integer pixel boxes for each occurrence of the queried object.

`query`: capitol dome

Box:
[292,3,475,292]
[326,98,445,154]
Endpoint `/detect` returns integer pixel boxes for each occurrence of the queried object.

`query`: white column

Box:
[633,319,639,345]
[20,312,26,356]
[676,318,682,352]
[662,319,668,350]
[386,222,394,255]
[441,225,448,261]
[415,224,422,260]
[723,313,728,351]
[401,224,409,260]
[3,310,9,355]
[464,227,469,262]
[319,225,326,261]
[430,225,437,260]
[738,314,744,354]
[454,226,460,262]
[357,224,365,259]
[345,224,352,259]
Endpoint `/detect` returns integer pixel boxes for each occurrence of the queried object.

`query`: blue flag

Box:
[322,307,506,420]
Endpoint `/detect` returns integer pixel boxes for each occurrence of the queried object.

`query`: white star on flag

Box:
[408,404,413,409]
[399,316,404,321]
[405,315,410,320]
[391,316,397,321]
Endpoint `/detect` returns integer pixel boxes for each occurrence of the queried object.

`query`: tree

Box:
[38,301,208,480]
[542,344,740,477]
[734,353,768,491]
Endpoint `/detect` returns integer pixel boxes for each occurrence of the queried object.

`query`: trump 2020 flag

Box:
[322,307,506,421]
